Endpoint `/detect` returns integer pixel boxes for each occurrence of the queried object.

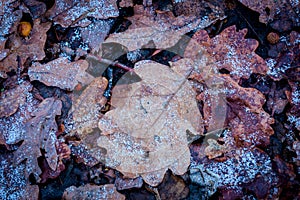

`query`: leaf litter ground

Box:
[0,0,300,199]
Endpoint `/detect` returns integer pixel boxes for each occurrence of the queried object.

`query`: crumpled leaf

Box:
[28,57,94,91]
[0,81,39,145]
[186,26,268,81]
[207,75,273,152]
[97,60,203,186]
[62,184,125,200]
[267,31,300,80]
[0,81,32,118]
[190,147,279,199]
[40,140,71,183]
[14,97,62,181]
[157,171,189,200]
[238,0,300,24]
[104,4,225,51]
[0,152,39,200]
[0,19,51,78]
[46,0,119,27]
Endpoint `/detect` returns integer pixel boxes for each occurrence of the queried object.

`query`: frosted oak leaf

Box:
[97,60,204,186]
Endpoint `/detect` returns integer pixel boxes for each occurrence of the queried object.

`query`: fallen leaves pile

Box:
[0,0,299,199]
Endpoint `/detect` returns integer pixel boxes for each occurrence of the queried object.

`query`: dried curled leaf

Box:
[186,26,268,81]
[14,98,62,181]
[0,153,39,200]
[97,60,203,186]
[0,19,51,78]
[28,58,93,90]
[0,81,32,118]
[62,184,125,200]
[46,0,119,27]
[104,5,224,51]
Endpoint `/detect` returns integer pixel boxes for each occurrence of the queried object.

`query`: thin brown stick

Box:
[86,54,134,72]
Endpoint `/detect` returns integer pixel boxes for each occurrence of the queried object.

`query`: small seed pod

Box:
[267,32,280,44]
[18,21,32,37]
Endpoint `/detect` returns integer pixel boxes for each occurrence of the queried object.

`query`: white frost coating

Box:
[0,154,37,200]
[0,82,38,144]
[190,149,278,191]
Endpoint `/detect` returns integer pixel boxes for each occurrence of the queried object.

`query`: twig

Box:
[86,54,134,72]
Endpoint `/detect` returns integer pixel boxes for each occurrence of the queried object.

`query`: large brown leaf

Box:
[97,60,203,186]
[28,58,93,91]
[14,98,62,181]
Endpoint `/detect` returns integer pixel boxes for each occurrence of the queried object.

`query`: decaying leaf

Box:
[157,171,189,200]
[62,184,125,200]
[0,19,51,78]
[28,57,94,91]
[14,98,62,181]
[238,0,300,25]
[46,0,119,27]
[0,152,39,200]
[190,147,279,199]
[0,81,32,118]
[97,60,203,186]
[186,26,268,81]
[0,81,39,145]
[104,4,225,51]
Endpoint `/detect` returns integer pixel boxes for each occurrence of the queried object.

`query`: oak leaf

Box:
[0,19,51,78]
[28,57,94,91]
[104,5,225,51]
[62,184,125,200]
[46,0,119,27]
[186,26,268,81]
[97,60,203,186]
[14,97,62,181]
